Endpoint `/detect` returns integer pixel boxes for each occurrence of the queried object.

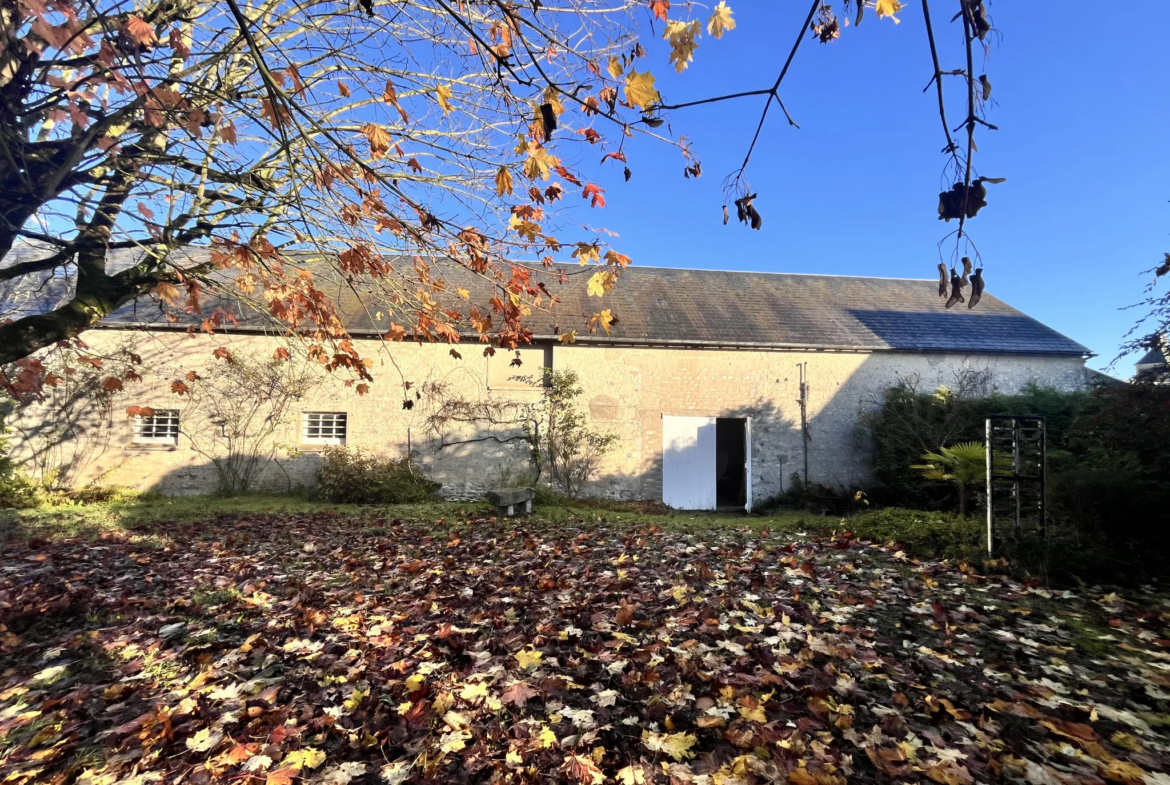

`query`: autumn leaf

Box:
[617,764,649,785]
[273,347,291,361]
[663,19,701,73]
[624,69,660,110]
[649,1,671,22]
[500,681,539,707]
[515,648,543,670]
[266,770,296,785]
[362,123,392,158]
[152,282,180,303]
[213,347,233,362]
[562,753,605,784]
[495,166,514,196]
[282,747,326,770]
[98,376,122,393]
[435,83,454,113]
[582,183,606,208]
[596,309,614,334]
[559,329,578,344]
[124,15,157,47]
[607,56,624,79]
[185,727,223,753]
[875,0,903,22]
[587,270,616,297]
[706,1,736,38]
[642,730,697,761]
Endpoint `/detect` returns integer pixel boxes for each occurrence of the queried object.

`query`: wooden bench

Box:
[486,488,535,517]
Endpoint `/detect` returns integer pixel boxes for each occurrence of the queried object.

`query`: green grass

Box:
[0,490,825,546]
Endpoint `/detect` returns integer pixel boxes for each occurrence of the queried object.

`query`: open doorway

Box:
[715,418,747,508]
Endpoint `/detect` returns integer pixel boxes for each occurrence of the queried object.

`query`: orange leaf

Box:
[126,405,156,418]
[171,381,189,395]
[213,347,233,362]
[649,0,671,22]
[273,347,291,361]
[124,15,157,46]
[266,770,297,785]
[101,376,124,392]
[582,183,606,208]
[362,123,391,158]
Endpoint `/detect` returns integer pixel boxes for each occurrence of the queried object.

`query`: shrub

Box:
[316,447,440,504]
[840,508,984,562]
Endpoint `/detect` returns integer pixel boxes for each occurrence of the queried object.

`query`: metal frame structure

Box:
[985,415,1047,557]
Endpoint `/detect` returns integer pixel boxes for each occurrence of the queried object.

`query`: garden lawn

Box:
[2,509,1169,785]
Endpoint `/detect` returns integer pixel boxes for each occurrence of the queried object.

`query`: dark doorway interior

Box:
[715,418,746,508]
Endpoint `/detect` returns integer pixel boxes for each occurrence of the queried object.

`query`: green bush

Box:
[840,508,984,562]
[316,447,440,504]
[863,380,1170,584]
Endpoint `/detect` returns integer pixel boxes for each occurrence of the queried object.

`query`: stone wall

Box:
[6,329,1091,501]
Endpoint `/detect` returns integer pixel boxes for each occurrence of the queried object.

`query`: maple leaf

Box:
[124,15,157,46]
[515,648,543,670]
[582,183,606,208]
[562,753,605,785]
[213,347,233,362]
[607,55,624,79]
[875,0,903,22]
[617,764,649,785]
[273,347,291,361]
[171,380,189,395]
[663,19,701,73]
[435,83,454,113]
[152,282,180,303]
[266,770,296,785]
[587,270,616,297]
[500,681,539,707]
[596,309,615,334]
[649,1,671,22]
[559,329,578,344]
[362,123,392,158]
[605,249,632,268]
[706,1,736,38]
[624,69,660,110]
[495,166,514,196]
[185,727,223,753]
[101,376,123,392]
[317,762,367,785]
[282,747,326,770]
[642,730,697,761]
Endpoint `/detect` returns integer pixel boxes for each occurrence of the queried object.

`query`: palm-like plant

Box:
[913,442,1009,517]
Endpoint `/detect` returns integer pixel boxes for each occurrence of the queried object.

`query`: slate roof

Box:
[4,243,1091,356]
[1136,346,1167,369]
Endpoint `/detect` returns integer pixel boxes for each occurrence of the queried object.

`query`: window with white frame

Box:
[302,412,347,445]
[132,409,180,445]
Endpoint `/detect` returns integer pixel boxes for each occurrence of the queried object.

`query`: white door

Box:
[744,416,753,512]
[662,415,717,510]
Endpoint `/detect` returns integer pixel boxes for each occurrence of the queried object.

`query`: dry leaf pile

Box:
[2,513,1169,785]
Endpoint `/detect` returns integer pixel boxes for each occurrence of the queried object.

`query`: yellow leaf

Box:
[537,725,558,748]
[663,20,701,73]
[515,648,543,670]
[642,730,697,761]
[282,747,326,770]
[523,146,559,181]
[460,682,489,702]
[617,765,649,785]
[506,749,524,768]
[624,69,660,110]
[587,270,616,297]
[152,282,180,303]
[559,330,578,345]
[457,288,470,300]
[495,166,514,196]
[875,0,902,21]
[405,674,424,691]
[707,1,736,38]
[607,55,624,79]
[738,704,767,723]
[435,83,454,113]
[598,309,614,334]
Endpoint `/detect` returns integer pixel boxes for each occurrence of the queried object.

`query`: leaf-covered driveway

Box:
[2,513,1169,785]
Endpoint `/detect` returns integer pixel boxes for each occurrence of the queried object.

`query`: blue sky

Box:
[570,2,1170,374]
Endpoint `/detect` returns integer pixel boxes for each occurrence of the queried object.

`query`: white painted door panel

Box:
[744,416,753,512]
[662,415,717,510]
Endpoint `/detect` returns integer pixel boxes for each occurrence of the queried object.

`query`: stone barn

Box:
[3,248,1094,508]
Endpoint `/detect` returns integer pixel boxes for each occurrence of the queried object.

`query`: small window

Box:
[133,409,180,445]
[302,412,347,445]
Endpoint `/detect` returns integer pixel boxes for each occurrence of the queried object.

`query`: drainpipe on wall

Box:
[796,362,810,487]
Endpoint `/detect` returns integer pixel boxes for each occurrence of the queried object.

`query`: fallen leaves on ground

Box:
[2,513,1170,784]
